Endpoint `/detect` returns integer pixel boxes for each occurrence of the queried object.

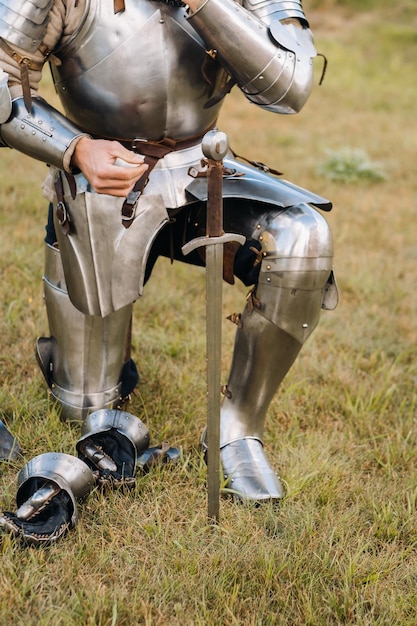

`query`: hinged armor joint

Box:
[0,0,54,54]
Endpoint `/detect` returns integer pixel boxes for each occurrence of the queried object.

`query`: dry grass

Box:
[1,3,417,625]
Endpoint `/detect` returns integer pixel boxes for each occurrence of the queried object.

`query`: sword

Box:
[182,130,245,522]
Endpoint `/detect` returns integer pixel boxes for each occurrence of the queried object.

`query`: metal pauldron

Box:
[188,0,316,113]
[243,0,308,23]
[0,0,53,54]
[0,96,88,169]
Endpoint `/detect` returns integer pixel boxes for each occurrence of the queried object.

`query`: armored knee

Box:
[254,203,336,343]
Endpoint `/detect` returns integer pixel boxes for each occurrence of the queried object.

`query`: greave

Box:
[220,310,302,447]
[36,243,134,422]
[220,306,302,501]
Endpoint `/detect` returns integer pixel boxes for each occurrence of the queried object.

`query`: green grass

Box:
[317,148,387,183]
[1,3,417,625]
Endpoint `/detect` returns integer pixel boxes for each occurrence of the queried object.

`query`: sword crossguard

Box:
[182,232,245,256]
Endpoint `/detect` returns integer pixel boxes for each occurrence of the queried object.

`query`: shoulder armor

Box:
[0,0,53,54]
[243,0,308,25]
[188,0,315,113]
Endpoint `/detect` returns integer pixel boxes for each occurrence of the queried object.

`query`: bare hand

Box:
[71,137,149,197]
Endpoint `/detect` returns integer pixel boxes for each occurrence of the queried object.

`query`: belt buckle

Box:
[132,138,147,153]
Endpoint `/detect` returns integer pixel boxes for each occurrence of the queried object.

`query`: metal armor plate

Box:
[0,0,53,53]
[243,0,308,23]
[50,0,224,140]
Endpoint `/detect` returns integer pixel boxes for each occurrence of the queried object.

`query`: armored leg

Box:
[220,203,336,501]
[36,243,136,422]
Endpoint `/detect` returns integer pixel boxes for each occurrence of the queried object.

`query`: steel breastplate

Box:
[50,0,223,140]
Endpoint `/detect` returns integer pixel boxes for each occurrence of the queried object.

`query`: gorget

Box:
[50,0,224,140]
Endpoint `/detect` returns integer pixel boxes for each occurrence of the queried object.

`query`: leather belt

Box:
[119,133,206,156]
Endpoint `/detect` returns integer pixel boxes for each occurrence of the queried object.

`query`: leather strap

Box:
[120,153,163,228]
[0,37,44,112]
[114,0,126,13]
[54,172,71,236]
[122,142,174,228]
[119,129,215,228]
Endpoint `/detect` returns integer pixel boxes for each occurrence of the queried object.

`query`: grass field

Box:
[1,2,416,624]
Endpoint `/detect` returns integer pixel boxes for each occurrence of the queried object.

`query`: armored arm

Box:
[0,93,89,170]
[187,0,317,113]
[0,0,88,170]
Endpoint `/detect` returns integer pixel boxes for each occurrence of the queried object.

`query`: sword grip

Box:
[202,129,229,240]
[206,160,224,238]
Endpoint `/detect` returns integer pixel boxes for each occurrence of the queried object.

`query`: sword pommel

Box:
[202,129,229,162]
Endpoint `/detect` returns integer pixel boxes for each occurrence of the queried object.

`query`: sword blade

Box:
[205,242,223,522]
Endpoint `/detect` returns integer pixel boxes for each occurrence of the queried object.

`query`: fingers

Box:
[88,161,149,196]
[71,138,149,196]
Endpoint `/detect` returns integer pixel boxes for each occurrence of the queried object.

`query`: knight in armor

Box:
[0,0,337,542]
